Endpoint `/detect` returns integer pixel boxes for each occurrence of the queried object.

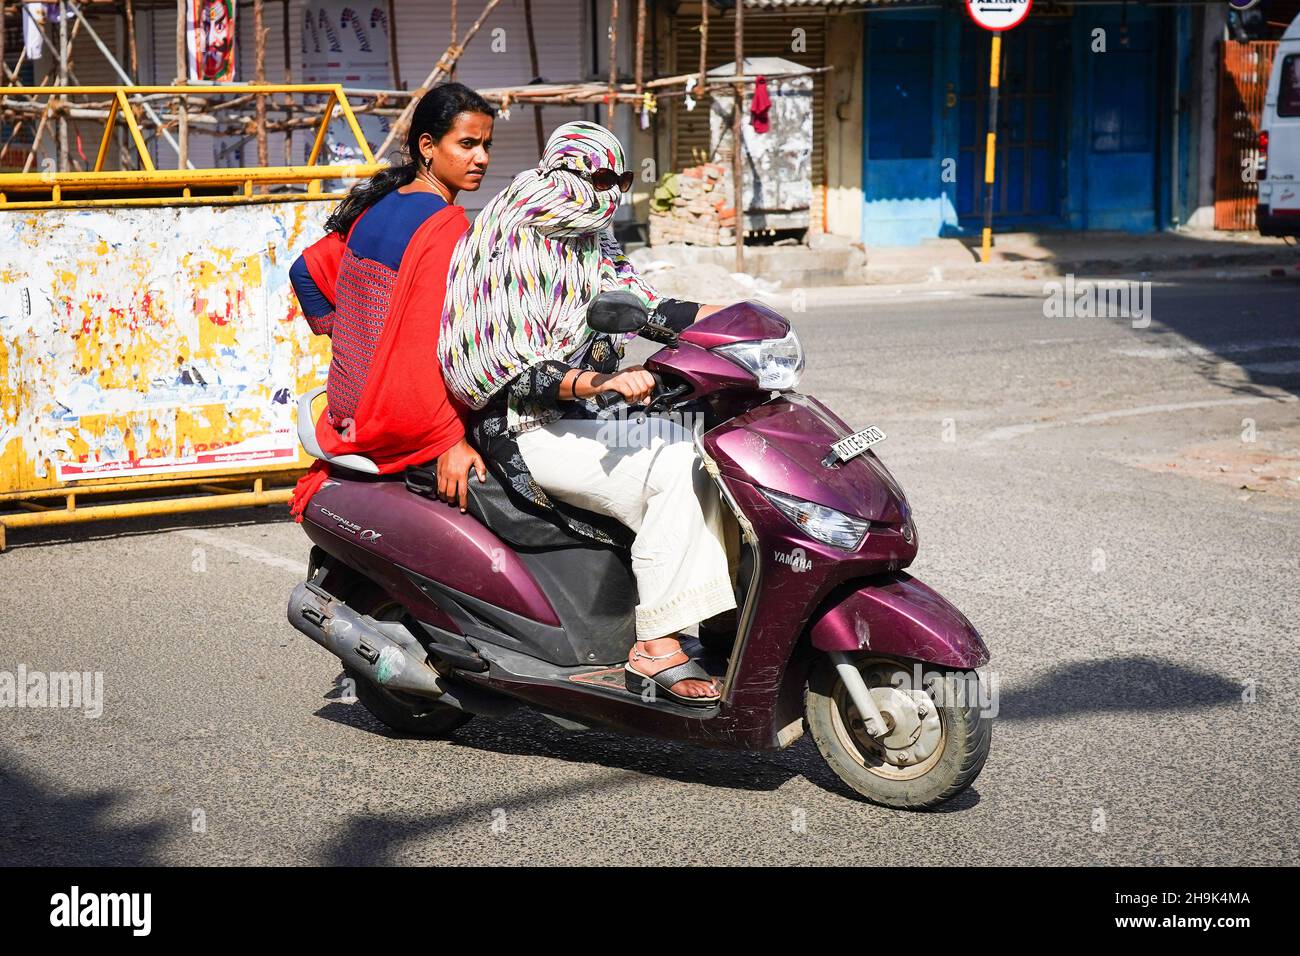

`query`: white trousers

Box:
[517,416,738,641]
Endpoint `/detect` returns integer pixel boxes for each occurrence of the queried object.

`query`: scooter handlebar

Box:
[593,371,665,412]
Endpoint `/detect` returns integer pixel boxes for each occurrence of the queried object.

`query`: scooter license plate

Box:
[824,425,886,466]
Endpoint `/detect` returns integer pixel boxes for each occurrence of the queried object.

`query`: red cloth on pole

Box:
[289,205,471,520]
[749,75,772,134]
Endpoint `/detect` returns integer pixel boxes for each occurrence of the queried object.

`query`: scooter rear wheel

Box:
[344,596,473,739]
[805,655,991,810]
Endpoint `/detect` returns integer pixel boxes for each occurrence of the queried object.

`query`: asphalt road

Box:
[3,273,1298,865]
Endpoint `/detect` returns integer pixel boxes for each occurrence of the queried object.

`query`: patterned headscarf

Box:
[439,121,659,412]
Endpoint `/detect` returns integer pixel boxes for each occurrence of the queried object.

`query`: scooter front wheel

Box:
[805,655,991,810]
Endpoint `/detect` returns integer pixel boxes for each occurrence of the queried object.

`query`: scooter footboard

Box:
[808,573,989,669]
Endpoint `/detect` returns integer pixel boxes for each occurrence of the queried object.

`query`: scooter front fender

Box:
[809,573,989,670]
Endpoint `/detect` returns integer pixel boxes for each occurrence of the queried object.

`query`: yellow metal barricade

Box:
[0,85,382,548]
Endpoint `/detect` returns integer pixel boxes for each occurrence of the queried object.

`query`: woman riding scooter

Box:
[438,121,734,707]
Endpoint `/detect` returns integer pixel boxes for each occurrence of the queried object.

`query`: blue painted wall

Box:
[860,5,1186,245]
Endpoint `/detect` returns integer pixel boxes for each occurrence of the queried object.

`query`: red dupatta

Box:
[289,203,470,520]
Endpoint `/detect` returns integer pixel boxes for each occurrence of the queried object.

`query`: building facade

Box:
[859,0,1199,245]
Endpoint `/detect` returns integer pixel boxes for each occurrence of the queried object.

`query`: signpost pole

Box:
[980,32,1001,264]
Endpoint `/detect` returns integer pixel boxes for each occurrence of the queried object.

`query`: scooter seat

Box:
[405,460,604,551]
[404,459,641,665]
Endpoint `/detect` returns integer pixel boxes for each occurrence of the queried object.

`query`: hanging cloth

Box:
[749,75,772,134]
[23,5,45,61]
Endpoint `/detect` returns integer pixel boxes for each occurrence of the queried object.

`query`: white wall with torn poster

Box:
[0,200,334,492]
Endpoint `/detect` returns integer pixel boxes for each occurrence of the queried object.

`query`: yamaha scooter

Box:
[287,298,992,809]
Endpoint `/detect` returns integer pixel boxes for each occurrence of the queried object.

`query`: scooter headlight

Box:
[760,488,869,551]
[713,329,804,390]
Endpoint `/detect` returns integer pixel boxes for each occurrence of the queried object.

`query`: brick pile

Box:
[648,163,737,247]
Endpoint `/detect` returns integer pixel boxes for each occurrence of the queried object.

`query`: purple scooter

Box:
[288,298,992,809]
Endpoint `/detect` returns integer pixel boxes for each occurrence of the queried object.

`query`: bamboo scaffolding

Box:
[1,0,784,259]
[0,71,796,140]
[373,0,500,162]
[65,2,190,165]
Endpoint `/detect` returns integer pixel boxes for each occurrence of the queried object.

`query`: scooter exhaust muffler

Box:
[287,582,447,699]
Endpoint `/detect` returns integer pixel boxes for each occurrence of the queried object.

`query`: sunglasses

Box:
[563,167,634,193]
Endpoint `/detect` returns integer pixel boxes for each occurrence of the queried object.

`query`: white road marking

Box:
[176,529,308,576]
[1113,339,1300,359]
[981,394,1300,444]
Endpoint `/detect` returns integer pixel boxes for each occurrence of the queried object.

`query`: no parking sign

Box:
[967,1,1032,262]
[966,1,1033,33]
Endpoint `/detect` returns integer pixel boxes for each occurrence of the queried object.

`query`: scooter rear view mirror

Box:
[587,291,649,334]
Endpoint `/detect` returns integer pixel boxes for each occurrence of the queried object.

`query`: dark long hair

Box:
[324,82,494,235]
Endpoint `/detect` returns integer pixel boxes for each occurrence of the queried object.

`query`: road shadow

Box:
[998,655,1243,722]
[0,752,172,865]
[314,697,811,796]
[321,772,643,865]
[314,679,985,816]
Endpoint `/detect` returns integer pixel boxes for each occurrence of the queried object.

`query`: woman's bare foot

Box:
[627,636,720,699]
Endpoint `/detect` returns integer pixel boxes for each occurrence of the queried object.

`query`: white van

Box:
[1259,13,1300,236]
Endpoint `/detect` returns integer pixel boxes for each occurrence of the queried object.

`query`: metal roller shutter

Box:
[386,0,589,210]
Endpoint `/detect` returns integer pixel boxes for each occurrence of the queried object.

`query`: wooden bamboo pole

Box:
[281,0,292,165]
[116,0,128,168]
[374,0,500,163]
[125,0,137,80]
[634,0,645,98]
[606,0,617,126]
[732,1,744,273]
[253,0,267,169]
[1,1,7,90]
[58,0,69,170]
[174,0,186,169]
[522,0,543,157]
[21,87,54,172]
[698,0,708,100]
[386,0,400,89]
[449,0,456,82]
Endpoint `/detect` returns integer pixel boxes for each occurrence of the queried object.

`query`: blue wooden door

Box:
[957,18,1070,224]
[861,14,948,246]
[1077,11,1159,230]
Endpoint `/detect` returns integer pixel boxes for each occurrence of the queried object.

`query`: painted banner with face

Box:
[187,0,237,82]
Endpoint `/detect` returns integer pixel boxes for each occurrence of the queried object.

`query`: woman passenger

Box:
[288,83,494,516]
